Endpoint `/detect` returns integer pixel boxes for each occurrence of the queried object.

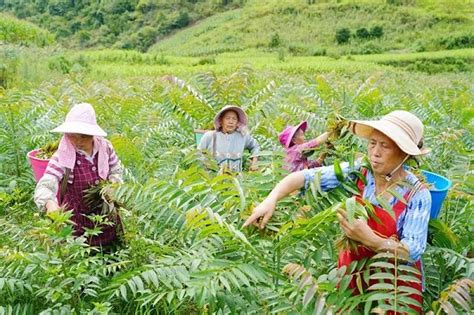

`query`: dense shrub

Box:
[48,55,72,74]
[269,33,281,48]
[439,33,474,50]
[369,25,384,38]
[355,27,370,39]
[173,11,190,29]
[136,26,158,52]
[335,27,351,44]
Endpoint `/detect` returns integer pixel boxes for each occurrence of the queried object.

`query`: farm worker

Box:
[34,103,123,247]
[243,110,431,314]
[198,105,260,173]
[278,121,330,172]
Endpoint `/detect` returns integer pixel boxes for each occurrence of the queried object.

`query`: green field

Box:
[0,1,473,314]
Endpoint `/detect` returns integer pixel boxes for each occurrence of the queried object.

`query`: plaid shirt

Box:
[35,141,122,246]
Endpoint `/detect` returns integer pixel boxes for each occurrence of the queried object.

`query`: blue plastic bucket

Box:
[194,129,208,146]
[421,170,452,219]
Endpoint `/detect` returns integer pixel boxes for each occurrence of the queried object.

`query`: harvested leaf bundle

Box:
[36,140,59,160]
[84,181,122,216]
[334,196,376,252]
[326,113,348,142]
[301,114,348,158]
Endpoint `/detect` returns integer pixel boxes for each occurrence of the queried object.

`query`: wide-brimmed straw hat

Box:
[350,110,429,156]
[214,105,248,130]
[52,103,107,137]
[279,121,307,148]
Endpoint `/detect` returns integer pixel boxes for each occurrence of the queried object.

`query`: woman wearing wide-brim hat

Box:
[279,121,330,172]
[243,110,431,314]
[34,103,124,247]
[198,105,260,173]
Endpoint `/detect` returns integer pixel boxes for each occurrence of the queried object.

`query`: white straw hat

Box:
[52,103,107,137]
[350,110,429,156]
[214,105,248,130]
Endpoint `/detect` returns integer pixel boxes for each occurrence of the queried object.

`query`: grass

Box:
[0,13,54,46]
[150,0,473,56]
[70,48,473,80]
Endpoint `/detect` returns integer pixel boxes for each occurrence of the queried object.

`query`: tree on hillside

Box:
[335,28,351,44]
[370,26,384,38]
[136,26,158,52]
[356,27,370,39]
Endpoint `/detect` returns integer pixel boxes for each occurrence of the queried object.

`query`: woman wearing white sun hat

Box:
[243,110,431,313]
[34,103,123,247]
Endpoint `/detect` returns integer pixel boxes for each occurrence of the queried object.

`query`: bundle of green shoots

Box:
[36,140,59,159]
[334,196,377,252]
[301,114,348,158]
[84,181,122,217]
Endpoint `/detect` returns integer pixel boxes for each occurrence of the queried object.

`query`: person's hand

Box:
[249,163,258,172]
[336,208,376,245]
[46,200,61,215]
[242,198,276,229]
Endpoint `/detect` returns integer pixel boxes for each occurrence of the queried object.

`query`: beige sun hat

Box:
[349,110,429,156]
[214,105,248,130]
[52,103,107,137]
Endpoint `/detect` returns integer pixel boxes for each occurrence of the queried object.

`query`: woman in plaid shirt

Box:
[34,103,123,247]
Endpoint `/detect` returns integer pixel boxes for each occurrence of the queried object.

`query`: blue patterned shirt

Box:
[303,163,432,261]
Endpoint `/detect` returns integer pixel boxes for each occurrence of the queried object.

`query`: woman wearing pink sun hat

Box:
[34,103,124,247]
[278,121,330,172]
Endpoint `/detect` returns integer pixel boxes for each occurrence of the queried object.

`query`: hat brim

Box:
[285,121,307,148]
[350,120,429,156]
[214,106,248,130]
[52,121,107,137]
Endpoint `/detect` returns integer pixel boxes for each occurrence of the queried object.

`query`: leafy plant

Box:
[336,28,351,44]
[35,140,59,160]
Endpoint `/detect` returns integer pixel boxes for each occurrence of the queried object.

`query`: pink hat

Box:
[279,121,307,148]
[52,103,107,137]
[214,105,248,130]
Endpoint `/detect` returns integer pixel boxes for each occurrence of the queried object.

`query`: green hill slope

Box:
[0,13,54,46]
[0,0,241,52]
[150,0,473,56]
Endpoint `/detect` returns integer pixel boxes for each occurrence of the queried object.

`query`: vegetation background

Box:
[0,0,472,314]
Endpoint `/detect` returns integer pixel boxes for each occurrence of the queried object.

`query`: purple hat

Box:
[214,105,248,130]
[279,121,307,148]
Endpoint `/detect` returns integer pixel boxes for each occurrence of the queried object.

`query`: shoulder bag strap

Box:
[59,167,71,204]
[212,131,217,158]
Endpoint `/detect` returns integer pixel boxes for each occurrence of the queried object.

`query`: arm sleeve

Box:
[245,134,260,156]
[399,188,432,261]
[197,131,212,151]
[299,139,320,150]
[302,162,360,191]
[106,141,123,183]
[34,174,60,212]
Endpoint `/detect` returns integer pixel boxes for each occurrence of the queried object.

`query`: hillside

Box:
[1,0,472,56]
[0,0,242,52]
[149,0,474,56]
[0,13,54,46]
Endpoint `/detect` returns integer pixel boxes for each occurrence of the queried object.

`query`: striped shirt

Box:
[34,139,123,211]
[303,163,432,261]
